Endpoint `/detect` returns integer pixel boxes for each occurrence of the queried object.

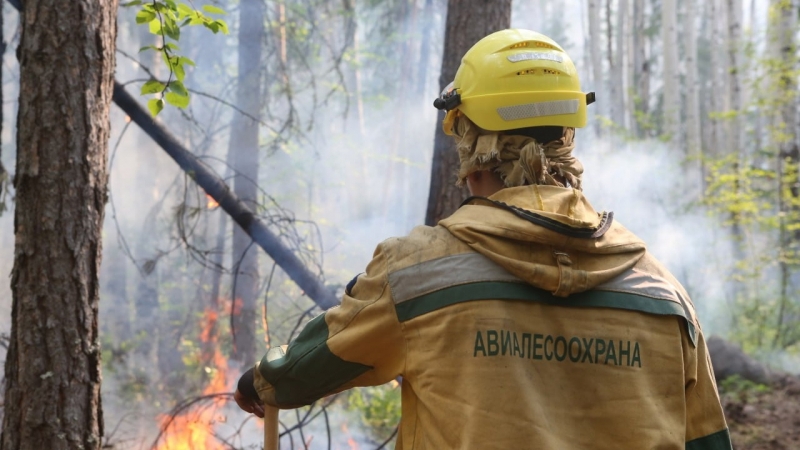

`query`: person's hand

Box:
[234,388,265,418]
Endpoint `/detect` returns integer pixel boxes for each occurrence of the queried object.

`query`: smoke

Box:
[0,1,796,449]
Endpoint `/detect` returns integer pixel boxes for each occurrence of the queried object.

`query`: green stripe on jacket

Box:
[686,429,733,450]
[258,313,372,406]
[394,281,697,345]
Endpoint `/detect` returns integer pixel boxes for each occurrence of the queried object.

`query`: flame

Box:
[156,309,230,449]
[206,194,219,209]
[341,423,359,450]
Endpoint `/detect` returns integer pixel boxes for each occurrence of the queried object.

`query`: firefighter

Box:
[235,29,732,449]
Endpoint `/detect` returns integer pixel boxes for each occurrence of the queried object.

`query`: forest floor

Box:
[722,375,800,449]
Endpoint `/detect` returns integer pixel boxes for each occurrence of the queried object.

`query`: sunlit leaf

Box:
[168,80,189,97]
[122,0,142,6]
[202,4,226,15]
[165,92,190,109]
[141,80,166,95]
[213,19,229,34]
[135,9,156,24]
[177,3,193,16]
[147,98,164,116]
[149,18,162,34]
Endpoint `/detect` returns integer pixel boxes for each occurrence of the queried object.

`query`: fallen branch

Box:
[112,84,338,309]
[8,0,338,311]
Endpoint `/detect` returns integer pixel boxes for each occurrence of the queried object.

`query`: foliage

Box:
[123,0,229,115]
[718,374,771,404]
[346,382,401,442]
[702,6,800,352]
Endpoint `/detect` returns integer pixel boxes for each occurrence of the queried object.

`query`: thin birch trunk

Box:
[726,0,743,158]
[588,0,604,134]
[661,0,681,146]
[685,0,702,163]
[632,0,649,137]
[616,0,629,130]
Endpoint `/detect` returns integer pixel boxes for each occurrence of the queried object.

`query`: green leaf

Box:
[188,11,205,25]
[148,18,162,34]
[168,80,189,97]
[177,3,194,16]
[213,19,229,34]
[202,4,226,15]
[164,42,180,51]
[148,98,165,116]
[165,91,190,108]
[179,56,196,67]
[165,20,181,40]
[205,21,220,33]
[173,61,186,81]
[135,9,156,24]
[165,0,177,9]
[122,0,142,6]
[139,45,156,52]
[141,80,166,94]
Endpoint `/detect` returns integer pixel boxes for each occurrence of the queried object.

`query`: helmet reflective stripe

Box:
[507,52,564,64]
[497,99,579,121]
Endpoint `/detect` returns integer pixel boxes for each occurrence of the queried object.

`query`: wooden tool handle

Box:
[263,346,285,450]
[264,404,279,450]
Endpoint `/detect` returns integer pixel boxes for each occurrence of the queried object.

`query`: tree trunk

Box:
[228,0,265,365]
[684,0,702,165]
[631,0,649,138]
[726,0,743,158]
[1,0,117,448]
[770,0,799,348]
[424,0,511,226]
[0,0,5,195]
[416,0,435,100]
[614,0,629,130]
[587,0,604,135]
[661,0,680,145]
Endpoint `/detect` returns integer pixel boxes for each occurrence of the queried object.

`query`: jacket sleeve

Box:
[253,243,405,408]
[684,328,733,450]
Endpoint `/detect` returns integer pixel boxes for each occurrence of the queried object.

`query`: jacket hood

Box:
[439,185,646,297]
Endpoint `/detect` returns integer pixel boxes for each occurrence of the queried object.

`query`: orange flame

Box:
[206,194,219,209]
[341,423,360,450]
[156,309,230,449]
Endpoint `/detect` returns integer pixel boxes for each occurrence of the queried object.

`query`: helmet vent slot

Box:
[507,41,560,51]
[516,68,564,76]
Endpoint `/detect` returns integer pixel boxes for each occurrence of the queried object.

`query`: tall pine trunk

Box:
[228,0,265,365]
[1,0,117,448]
[424,0,511,225]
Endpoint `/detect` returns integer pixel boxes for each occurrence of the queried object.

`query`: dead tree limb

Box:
[8,0,338,312]
[111,84,338,309]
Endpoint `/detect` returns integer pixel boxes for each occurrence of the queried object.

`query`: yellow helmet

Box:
[435,29,594,135]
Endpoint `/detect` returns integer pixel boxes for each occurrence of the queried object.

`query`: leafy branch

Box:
[124,0,229,115]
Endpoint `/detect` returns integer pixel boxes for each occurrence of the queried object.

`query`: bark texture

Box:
[229,0,266,365]
[1,0,117,448]
[424,0,511,225]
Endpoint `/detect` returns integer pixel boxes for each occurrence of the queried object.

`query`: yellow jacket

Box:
[254,185,731,449]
